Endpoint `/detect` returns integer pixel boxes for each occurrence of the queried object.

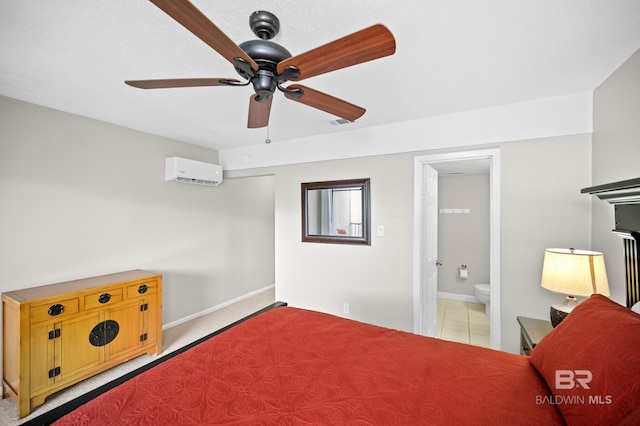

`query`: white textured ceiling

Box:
[1,0,639,151]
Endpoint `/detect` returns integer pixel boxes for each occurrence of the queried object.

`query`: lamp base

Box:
[550,296,578,327]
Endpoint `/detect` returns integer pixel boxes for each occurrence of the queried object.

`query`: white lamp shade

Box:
[540,248,610,297]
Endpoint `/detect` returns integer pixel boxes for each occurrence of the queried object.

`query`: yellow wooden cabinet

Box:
[2,270,162,419]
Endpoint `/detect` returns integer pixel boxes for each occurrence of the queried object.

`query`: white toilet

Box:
[473,284,491,316]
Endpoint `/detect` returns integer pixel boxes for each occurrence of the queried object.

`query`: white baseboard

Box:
[162,284,275,330]
[437,291,480,304]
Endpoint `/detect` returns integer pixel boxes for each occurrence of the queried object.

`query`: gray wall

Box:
[230,132,592,353]
[437,173,490,296]
[500,134,592,351]
[591,48,640,304]
[0,96,275,329]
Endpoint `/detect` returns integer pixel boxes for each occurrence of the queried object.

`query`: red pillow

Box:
[530,294,640,425]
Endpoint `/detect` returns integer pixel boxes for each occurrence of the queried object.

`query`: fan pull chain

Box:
[265,125,271,144]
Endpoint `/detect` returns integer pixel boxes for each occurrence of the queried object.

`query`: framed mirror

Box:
[301,178,371,245]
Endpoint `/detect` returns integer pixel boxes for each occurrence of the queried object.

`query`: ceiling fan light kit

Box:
[125,0,396,130]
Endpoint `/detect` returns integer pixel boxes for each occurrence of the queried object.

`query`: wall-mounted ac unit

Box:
[165,157,223,186]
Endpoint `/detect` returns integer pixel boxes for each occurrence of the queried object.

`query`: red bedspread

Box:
[55,307,563,425]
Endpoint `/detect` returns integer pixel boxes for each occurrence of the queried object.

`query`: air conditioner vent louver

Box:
[176,177,219,186]
[165,157,223,186]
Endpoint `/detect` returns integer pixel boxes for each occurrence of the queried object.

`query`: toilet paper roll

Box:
[459,269,468,279]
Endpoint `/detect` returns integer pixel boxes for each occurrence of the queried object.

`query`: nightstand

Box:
[517,316,553,355]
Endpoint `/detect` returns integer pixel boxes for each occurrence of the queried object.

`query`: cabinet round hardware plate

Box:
[98,293,112,304]
[89,320,120,347]
[138,284,148,294]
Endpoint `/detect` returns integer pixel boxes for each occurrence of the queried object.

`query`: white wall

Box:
[0,96,275,328]
[220,92,592,170]
[591,48,640,305]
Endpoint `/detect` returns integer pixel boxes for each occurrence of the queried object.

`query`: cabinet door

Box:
[30,311,103,393]
[105,299,143,361]
[29,323,56,394]
[59,311,103,382]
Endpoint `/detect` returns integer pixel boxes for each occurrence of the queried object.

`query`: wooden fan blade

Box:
[150,0,258,72]
[125,78,240,89]
[284,84,365,122]
[248,95,273,128]
[276,24,395,81]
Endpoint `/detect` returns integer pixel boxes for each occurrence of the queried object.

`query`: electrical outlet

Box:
[343,303,350,314]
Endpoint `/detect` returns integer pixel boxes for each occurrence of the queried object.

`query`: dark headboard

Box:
[582,178,640,308]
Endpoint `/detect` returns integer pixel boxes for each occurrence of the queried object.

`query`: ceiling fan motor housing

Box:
[238,40,293,100]
[238,40,292,65]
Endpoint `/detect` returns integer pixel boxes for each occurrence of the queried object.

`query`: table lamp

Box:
[540,248,609,327]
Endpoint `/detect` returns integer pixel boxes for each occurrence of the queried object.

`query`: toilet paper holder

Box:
[457,264,468,279]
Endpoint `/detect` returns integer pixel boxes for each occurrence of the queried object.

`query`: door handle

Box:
[435,260,443,266]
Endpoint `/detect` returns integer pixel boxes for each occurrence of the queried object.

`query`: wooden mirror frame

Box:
[301,178,371,245]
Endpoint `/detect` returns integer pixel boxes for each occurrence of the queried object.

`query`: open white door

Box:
[413,149,501,349]
[422,164,439,336]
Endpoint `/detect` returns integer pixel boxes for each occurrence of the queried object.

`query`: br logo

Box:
[555,370,592,390]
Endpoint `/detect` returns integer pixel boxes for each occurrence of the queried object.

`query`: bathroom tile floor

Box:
[436,298,490,348]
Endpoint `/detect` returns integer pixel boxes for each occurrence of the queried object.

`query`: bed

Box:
[26,294,640,425]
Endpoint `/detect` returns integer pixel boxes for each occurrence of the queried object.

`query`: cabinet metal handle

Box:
[138,284,148,294]
[48,304,64,316]
[98,293,112,304]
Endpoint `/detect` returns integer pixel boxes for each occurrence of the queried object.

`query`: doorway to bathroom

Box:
[412,149,501,349]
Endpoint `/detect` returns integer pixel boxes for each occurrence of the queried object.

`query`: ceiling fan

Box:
[125,0,396,129]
